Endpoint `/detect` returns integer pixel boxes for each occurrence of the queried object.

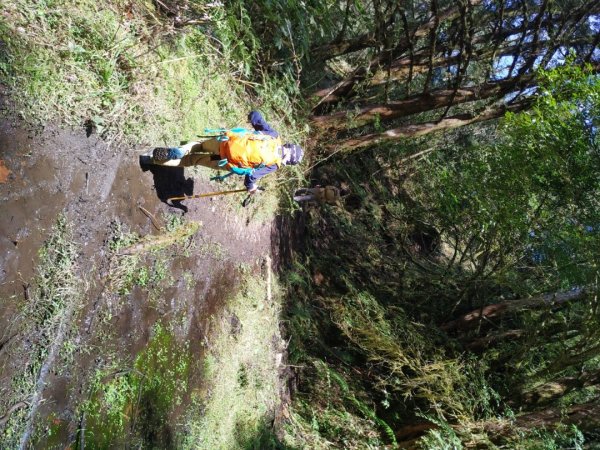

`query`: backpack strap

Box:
[230,166,254,176]
[210,172,234,181]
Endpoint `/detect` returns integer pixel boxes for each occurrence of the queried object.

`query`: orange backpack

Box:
[219,131,282,169]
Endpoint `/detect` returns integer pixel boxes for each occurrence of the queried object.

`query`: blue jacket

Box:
[245,111,280,190]
[248,111,279,138]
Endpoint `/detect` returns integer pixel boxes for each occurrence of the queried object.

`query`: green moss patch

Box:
[82,324,190,448]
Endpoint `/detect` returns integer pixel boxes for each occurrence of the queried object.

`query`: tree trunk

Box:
[313,34,579,109]
[310,1,479,114]
[310,1,471,62]
[518,368,600,406]
[440,288,587,333]
[312,76,533,130]
[464,329,525,352]
[542,341,600,378]
[329,101,530,152]
[310,0,599,116]
[395,422,438,442]
[481,400,600,440]
[310,34,379,61]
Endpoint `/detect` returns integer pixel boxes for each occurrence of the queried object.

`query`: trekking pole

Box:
[241,187,266,208]
[167,188,247,203]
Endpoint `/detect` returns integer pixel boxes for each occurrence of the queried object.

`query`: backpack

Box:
[219,131,282,170]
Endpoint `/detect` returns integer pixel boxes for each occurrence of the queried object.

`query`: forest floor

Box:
[0,89,298,447]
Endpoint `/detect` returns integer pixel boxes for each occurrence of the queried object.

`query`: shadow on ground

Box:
[270,210,306,271]
[235,417,301,450]
[141,163,194,213]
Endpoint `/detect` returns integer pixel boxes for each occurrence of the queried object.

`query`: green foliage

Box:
[218,0,338,70]
[500,63,600,289]
[416,414,464,450]
[83,324,190,448]
[507,425,585,450]
[404,64,600,388]
[108,220,139,253]
[282,63,600,449]
[283,360,393,449]
[330,290,498,419]
[413,62,600,297]
[322,363,397,446]
[164,212,185,233]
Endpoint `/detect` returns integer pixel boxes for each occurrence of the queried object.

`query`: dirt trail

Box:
[0,112,288,446]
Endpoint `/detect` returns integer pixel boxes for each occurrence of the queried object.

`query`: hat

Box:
[282,144,304,165]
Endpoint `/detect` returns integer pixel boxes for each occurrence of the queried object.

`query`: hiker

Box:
[153,111,303,194]
[293,186,342,206]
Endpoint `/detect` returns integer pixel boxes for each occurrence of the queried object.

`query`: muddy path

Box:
[0,106,296,447]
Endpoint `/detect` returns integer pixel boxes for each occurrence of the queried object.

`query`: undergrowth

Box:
[180,261,284,449]
[107,216,199,296]
[0,0,305,147]
[278,147,507,448]
[279,64,600,447]
[81,323,190,448]
[0,215,81,448]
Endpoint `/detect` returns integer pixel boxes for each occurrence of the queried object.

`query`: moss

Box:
[82,324,190,448]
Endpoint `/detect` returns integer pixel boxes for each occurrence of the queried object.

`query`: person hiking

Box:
[153,111,303,194]
[293,185,342,206]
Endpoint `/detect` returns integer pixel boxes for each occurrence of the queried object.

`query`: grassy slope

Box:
[181,263,284,449]
[0,0,302,145]
[79,257,284,449]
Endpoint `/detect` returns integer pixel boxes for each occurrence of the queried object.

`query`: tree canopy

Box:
[305,0,599,151]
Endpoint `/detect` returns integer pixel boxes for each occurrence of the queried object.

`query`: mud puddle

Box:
[0,115,278,447]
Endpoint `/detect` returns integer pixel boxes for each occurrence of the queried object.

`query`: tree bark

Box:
[329,101,531,152]
[440,288,587,333]
[464,329,525,352]
[312,75,533,129]
[310,34,379,61]
[482,400,600,439]
[391,399,600,445]
[518,368,600,406]
[542,341,600,378]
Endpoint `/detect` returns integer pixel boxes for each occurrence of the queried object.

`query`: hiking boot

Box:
[153,147,187,161]
[153,147,171,161]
